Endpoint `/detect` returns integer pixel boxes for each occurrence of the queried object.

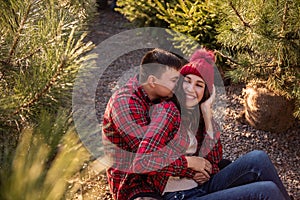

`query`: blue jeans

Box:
[163,150,290,200]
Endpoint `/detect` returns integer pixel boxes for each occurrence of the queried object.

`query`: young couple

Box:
[102,48,291,200]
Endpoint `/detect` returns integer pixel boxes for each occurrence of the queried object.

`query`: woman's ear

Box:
[147,75,156,88]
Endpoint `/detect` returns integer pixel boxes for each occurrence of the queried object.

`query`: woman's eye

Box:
[183,79,190,83]
[196,84,204,88]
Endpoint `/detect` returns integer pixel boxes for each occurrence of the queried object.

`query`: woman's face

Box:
[182,74,206,108]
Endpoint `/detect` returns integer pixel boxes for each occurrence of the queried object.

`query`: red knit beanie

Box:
[180,48,215,94]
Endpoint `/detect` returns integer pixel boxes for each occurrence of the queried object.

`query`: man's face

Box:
[154,67,179,99]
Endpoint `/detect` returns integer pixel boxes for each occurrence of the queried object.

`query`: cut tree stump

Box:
[242,82,295,133]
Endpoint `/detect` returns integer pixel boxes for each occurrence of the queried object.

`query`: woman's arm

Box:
[199,85,223,173]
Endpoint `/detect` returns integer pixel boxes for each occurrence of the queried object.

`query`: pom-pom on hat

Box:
[180,48,215,94]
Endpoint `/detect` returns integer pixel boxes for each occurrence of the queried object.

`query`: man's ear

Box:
[147,75,156,88]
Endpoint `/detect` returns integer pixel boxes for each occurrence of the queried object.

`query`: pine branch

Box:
[0,60,9,65]
[13,56,68,116]
[280,0,288,37]
[7,1,33,63]
[0,60,9,81]
[215,50,281,70]
[1,47,42,69]
[0,71,3,81]
[16,36,59,64]
[16,47,42,64]
[214,50,241,66]
[229,1,251,28]
[5,36,59,68]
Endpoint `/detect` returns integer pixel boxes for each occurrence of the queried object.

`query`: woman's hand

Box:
[200,85,215,138]
[200,84,215,116]
[193,172,210,185]
[185,156,212,178]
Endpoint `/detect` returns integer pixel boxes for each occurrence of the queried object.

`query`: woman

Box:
[162,48,291,199]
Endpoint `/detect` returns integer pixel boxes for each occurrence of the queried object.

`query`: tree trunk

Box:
[243,82,295,133]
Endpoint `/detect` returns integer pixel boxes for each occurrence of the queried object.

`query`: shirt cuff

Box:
[181,155,196,178]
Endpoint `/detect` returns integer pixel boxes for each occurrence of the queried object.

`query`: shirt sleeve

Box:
[132,101,196,178]
[198,120,223,174]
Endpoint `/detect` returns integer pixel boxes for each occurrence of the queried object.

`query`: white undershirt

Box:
[163,129,198,193]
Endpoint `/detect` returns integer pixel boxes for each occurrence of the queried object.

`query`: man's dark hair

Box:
[139,48,185,83]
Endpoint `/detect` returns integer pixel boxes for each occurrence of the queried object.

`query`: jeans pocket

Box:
[163,191,185,200]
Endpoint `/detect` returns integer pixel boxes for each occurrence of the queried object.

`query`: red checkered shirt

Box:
[102,76,222,200]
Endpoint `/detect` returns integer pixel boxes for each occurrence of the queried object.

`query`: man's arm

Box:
[132,101,196,178]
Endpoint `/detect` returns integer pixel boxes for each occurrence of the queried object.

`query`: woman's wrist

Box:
[203,114,214,138]
[185,156,193,169]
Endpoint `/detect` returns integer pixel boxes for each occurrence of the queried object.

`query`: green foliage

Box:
[116,0,219,53]
[0,110,90,200]
[0,0,96,198]
[116,0,169,27]
[213,0,300,118]
[0,0,96,132]
[154,0,219,51]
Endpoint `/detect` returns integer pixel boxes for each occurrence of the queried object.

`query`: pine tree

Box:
[154,0,219,52]
[0,110,90,200]
[0,0,95,134]
[0,0,96,197]
[212,0,300,118]
[116,0,219,54]
[116,0,169,27]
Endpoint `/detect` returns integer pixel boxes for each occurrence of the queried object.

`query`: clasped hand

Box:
[186,156,212,184]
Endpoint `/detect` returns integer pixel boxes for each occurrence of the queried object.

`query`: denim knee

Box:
[247,150,270,165]
[262,181,278,190]
[257,181,284,197]
[249,150,268,158]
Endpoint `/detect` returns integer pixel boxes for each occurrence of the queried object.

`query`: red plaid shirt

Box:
[102,76,222,200]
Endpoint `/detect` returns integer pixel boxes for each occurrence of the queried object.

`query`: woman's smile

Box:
[185,93,197,100]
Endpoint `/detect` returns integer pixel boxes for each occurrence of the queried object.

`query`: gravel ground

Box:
[68,7,300,200]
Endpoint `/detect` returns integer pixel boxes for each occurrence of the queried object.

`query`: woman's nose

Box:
[186,83,194,92]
